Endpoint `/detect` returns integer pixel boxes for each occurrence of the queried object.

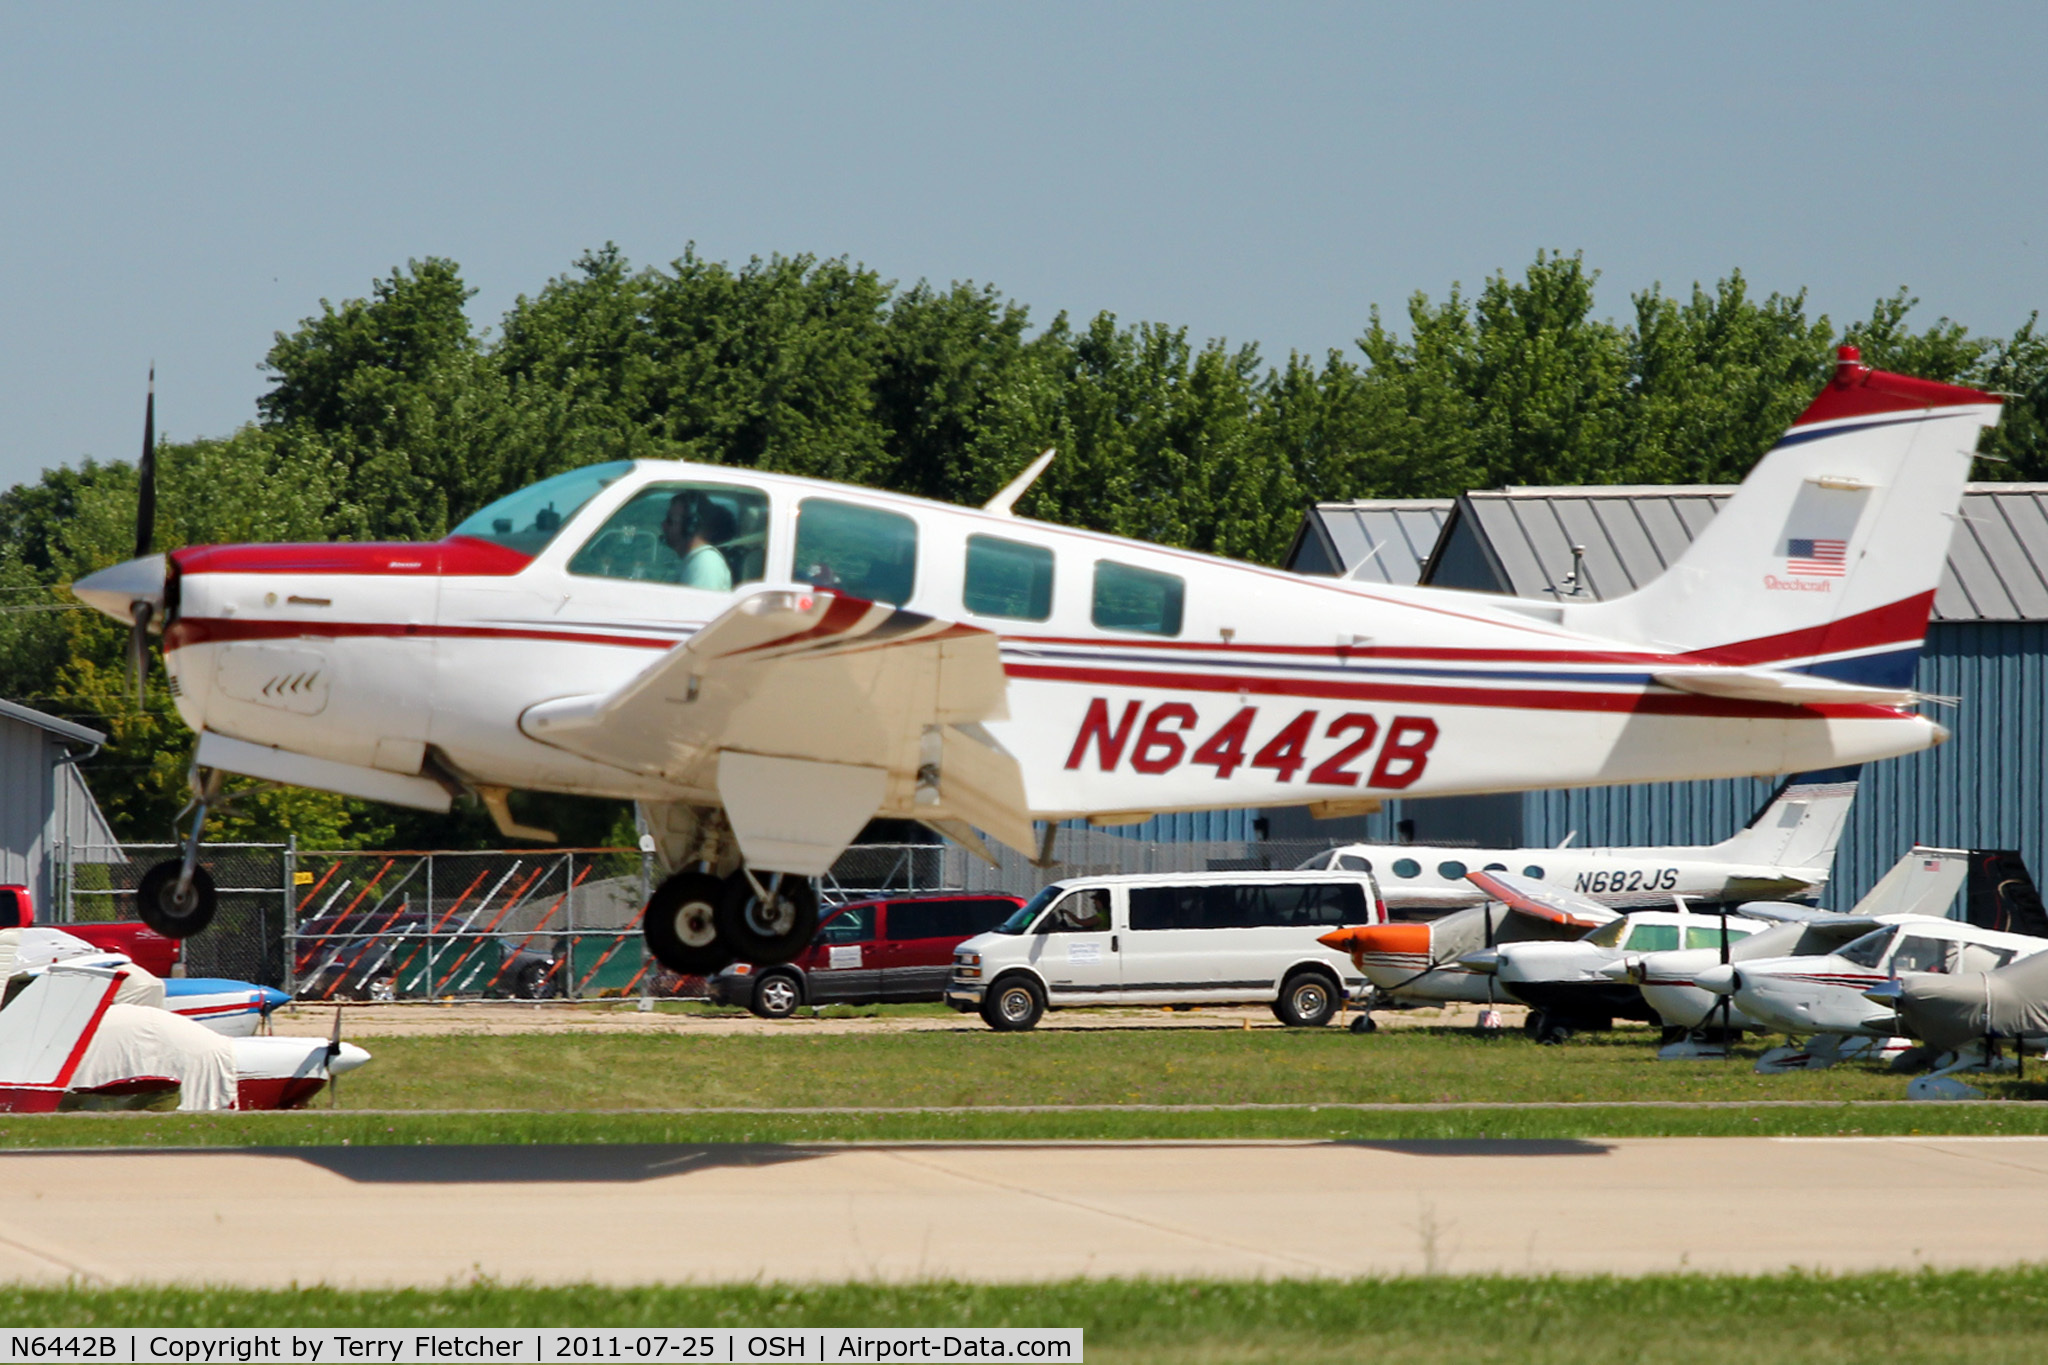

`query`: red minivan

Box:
[706,892,1025,1018]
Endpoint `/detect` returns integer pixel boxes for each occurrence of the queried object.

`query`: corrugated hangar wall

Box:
[1517,623,2047,907]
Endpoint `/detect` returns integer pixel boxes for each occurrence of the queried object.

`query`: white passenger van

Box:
[945,870,1385,1031]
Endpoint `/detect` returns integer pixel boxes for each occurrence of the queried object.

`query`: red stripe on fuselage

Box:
[173,536,533,577]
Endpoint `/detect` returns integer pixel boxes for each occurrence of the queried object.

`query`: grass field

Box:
[6,1024,2048,1145]
[9,1271,2048,1362]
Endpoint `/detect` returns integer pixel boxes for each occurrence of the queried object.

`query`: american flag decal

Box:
[1786,537,1847,576]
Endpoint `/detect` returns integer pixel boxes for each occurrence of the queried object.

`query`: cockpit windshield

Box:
[450,462,633,556]
[1837,926,1897,969]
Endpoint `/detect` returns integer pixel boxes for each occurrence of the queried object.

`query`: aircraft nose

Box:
[1597,957,1636,983]
[1862,979,1905,1005]
[1457,948,1501,975]
[329,1042,372,1075]
[1694,964,1740,996]
[72,554,167,624]
[257,986,290,1014]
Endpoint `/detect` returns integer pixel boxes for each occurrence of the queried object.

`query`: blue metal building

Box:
[1277,485,2048,907]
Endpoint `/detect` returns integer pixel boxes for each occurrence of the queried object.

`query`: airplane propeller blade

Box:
[126,367,157,707]
[326,1006,344,1108]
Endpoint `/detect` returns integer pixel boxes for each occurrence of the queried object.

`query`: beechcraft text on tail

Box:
[71,349,2003,974]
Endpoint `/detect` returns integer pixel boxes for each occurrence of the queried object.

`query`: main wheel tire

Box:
[1349,1014,1378,1035]
[135,860,217,939]
[1524,1008,1550,1040]
[751,971,804,1019]
[642,871,735,975]
[717,871,820,965]
[980,975,1045,1032]
[1537,1019,1575,1046]
[1272,971,1340,1027]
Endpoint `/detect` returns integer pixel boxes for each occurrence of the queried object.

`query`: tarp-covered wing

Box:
[522,590,1034,873]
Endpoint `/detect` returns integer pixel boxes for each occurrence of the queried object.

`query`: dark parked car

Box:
[292,908,560,1000]
[707,892,1026,1018]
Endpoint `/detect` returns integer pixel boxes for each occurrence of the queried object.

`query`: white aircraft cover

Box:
[70,1002,237,1111]
[0,930,165,1008]
[1890,951,2048,1053]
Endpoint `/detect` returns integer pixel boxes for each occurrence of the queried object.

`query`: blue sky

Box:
[3,1,2043,493]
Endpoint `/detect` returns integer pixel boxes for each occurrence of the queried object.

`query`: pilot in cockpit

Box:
[662,491,737,592]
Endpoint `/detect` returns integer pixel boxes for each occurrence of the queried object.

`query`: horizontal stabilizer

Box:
[1652,667,1915,709]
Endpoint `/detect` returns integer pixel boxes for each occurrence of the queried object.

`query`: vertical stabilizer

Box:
[1852,846,1970,919]
[0,964,124,1087]
[1711,766,1861,871]
[1568,350,2000,685]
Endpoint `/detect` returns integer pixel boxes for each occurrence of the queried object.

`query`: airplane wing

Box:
[1465,870,1621,929]
[521,589,1034,874]
[1731,903,1885,929]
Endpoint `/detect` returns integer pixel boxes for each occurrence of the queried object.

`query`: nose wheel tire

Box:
[642,871,735,976]
[1349,1014,1378,1034]
[1272,971,1340,1027]
[135,860,217,939]
[981,976,1045,1032]
[717,871,820,965]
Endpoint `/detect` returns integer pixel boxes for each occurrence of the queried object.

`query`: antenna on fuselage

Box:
[982,449,1057,517]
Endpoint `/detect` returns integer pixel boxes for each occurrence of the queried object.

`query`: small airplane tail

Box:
[1849,845,1970,918]
[1964,850,2048,937]
[1709,765,1861,872]
[1568,349,2001,689]
[0,963,123,1089]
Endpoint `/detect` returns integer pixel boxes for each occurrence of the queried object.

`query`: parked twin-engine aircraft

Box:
[1297,766,1861,912]
[72,350,2002,975]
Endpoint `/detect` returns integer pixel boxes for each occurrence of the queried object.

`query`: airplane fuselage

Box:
[156,459,1945,826]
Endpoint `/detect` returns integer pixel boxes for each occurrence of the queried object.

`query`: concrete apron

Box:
[2,1137,2045,1286]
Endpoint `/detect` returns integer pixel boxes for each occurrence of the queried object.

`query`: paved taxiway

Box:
[5,1136,2048,1284]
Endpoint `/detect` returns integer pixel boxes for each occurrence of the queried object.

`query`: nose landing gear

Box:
[134,767,223,939]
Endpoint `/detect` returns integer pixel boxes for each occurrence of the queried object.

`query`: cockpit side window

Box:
[1092,560,1184,636]
[964,535,1054,620]
[451,461,633,556]
[567,482,770,589]
[795,499,919,605]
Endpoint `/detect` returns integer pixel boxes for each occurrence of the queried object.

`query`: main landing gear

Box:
[642,867,820,975]
[134,767,223,939]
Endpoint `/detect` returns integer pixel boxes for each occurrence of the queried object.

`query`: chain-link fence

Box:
[59,831,1350,999]
[286,848,651,1001]
[63,842,289,985]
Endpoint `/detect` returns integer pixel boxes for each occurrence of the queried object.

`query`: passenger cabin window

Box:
[1037,890,1110,934]
[1391,859,1421,880]
[815,907,873,945]
[796,499,918,605]
[1127,883,1368,931]
[1092,560,1184,636]
[568,481,770,589]
[1626,923,1681,953]
[964,535,1054,620]
[452,461,632,556]
[885,899,1015,941]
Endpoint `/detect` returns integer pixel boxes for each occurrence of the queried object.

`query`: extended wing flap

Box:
[1466,869,1621,929]
[522,590,1036,862]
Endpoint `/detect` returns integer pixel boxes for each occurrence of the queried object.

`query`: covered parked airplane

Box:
[73,351,2001,975]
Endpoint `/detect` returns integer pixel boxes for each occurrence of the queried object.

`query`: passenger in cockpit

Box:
[662,492,737,591]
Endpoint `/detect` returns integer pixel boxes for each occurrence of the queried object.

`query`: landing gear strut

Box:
[135,767,222,939]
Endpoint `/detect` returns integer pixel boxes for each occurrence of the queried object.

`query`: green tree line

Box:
[3,246,2042,847]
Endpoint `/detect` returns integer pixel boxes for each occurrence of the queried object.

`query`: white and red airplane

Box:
[71,349,2001,975]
